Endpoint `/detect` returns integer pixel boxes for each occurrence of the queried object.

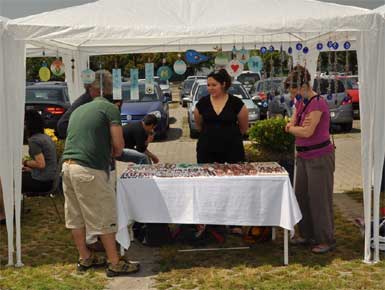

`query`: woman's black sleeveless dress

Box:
[195,94,245,163]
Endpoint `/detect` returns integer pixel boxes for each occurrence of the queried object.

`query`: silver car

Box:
[186,80,260,138]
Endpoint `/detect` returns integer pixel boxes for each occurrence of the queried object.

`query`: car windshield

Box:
[26,88,65,102]
[122,84,160,102]
[256,80,283,92]
[344,78,359,89]
[195,84,249,101]
[313,79,345,94]
[237,74,260,84]
[183,79,195,90]
[159,80,168,86]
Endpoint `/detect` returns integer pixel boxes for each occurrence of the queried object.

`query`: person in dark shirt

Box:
[122,114,159,164]
[56,86,92,139]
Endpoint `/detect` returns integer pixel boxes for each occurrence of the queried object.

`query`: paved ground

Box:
[108,86,364,289]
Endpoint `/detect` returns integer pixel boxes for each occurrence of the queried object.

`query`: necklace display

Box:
[121,163,287,179]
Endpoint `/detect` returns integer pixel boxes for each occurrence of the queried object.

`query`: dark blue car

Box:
[120,81,171,139]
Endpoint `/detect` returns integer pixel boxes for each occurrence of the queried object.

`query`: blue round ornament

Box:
[327,41,333,48]
[288,47,293,54]
[260,46,267,54]
[263,101,268,108]
[296,43,303,51]
[157,65,173,81]
[269,45,275,52]
[280,96,285,103]
[327,94,333,100]
[344,41,351,50]
[295,94,302,101]
[302,47,309,54]
[289,100,294,107]
[304,98,309,105]
[316,43,323,50]
[332,42,339,50]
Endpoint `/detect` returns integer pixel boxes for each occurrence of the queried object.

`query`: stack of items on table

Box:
[121,162,287,179]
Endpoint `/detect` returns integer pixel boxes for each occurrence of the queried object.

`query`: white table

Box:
[116,171,302,265]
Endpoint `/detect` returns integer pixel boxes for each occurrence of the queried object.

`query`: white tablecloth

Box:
[116,174,302,249]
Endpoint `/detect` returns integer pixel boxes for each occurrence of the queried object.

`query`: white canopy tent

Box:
[1,0,384,265]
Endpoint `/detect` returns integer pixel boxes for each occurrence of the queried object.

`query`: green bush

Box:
[248,118,295,153]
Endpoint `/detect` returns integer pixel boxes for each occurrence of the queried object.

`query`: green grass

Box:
[0,195,107,290]
[3,194,385,290]
[154,208,385,290]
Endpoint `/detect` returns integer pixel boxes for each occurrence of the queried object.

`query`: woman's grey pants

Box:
[295,151,335,245]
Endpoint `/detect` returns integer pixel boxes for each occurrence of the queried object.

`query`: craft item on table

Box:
[225,59,244,78]
[50,59,65,76]
[120,162,286,179]
[185,50,210,64]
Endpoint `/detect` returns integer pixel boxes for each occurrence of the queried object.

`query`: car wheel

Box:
[342,122,353,132]
[182,101,187,108]
[189,128,199,139]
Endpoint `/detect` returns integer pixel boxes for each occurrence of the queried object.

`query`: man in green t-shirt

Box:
[62,70,139,277]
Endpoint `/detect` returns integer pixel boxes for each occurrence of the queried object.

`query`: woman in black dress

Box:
[194,69,249,163]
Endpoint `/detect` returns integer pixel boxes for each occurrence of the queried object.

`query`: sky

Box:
[0,0,384,19]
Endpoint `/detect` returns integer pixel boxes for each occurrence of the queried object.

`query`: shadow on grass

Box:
[155,208,364,274]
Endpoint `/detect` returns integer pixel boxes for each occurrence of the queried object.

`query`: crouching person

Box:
[62,70,139,276]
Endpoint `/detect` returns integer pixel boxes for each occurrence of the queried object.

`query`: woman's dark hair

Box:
[284,65,311,90]
[208,69,232,91]
[24,110,45,137]
[143,114,158,126]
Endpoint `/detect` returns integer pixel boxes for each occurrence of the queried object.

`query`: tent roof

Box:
[374,4,385,15]
[6,0,376,53]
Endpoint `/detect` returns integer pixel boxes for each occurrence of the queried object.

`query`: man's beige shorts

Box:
[62,162,117,235]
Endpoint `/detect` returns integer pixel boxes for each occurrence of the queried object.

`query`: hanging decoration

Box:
[130,68,139,101]
[231,45,238,59]
[157,65,173,81]
[302,47,309,54]
[81,68,95,84]
[287,47,293,54]
[316,43,323,51]
[70,58,75,82]
[296,43,303,51]
[327,41,334,49]
[269,45,275,52]
[344,41,351,50]
[215,52,229,67]
[145,63,155,94]
[260,46,267,54]
[225,59,244,78]
[39,65,51,82]
[50,59,65,77]
[185,50,210,64]
[247,56,263,73]
[332,42,339,50]
[326,36,333,100]
[112,69,122,100]
[236,48,249,64]
[173,59,187,75]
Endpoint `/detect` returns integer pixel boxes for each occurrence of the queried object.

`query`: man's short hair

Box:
[143,114,158,126]
[90,70,112,93]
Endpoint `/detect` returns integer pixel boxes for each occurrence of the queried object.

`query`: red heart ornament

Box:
[231,64,239,72]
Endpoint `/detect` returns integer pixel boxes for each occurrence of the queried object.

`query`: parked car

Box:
[186,80,260,138]
[179,78,196,107]
[236,71,261,93]
[313,78,353,132]
[152,76,172,99]
[25,82,70,131]
[179,76,207,107]
[250,78,286,119]
[120,80,171,139]
[337,75,359,119]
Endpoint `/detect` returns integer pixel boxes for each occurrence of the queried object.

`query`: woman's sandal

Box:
[311,243,336,254]
[289,237,309,246]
